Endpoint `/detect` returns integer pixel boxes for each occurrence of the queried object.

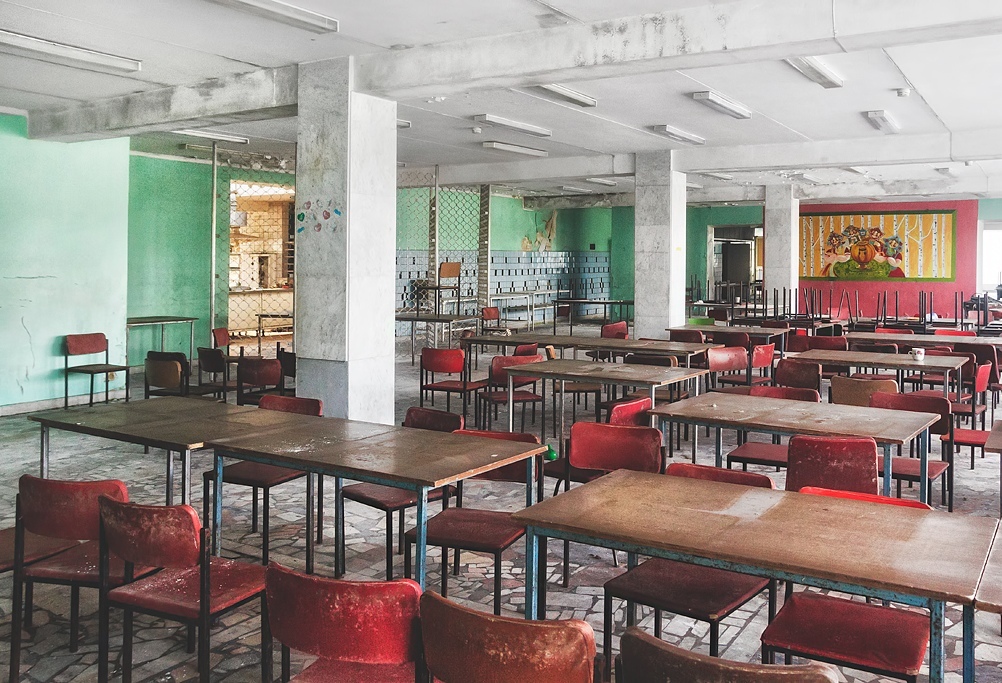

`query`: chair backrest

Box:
[829,375,898,407]
[144,359,183,391]
[875,327,912,334]
[420,591,596,683]
[786,435,878,494]
[849,342,898,354]
[869,392,951,436]
[277,347,296,378]
[707,346,748,374]
[197,346,227,375]
[708,308,729,322]
[713,331,750,349]
[799,487,932,510]
[601,321,629,339]
[421,347,465,374]
[748,385,821,402]
[403,406,464,432]
[785,335,811,353]
[259,394,323,416]
[482,307,501,322]
[624,353,677,367]
[267,563,421,663]
[669,329,704,343]
[608,397,653,426]
[774,359,821,393]
[665,462,774,489]
[544,345,559,361]
[514,343,539,356]
[438,261,462,279]
[807,335,848,351]
[925,349,977,378]
[489,354,543,387]
[954,343,999,384]
[211,327,230,348]
[973,361,992,393]
[65,332,109,357]
[238,357,282,386]
[147,350,190,375]
[568,422,661,473]
[617,627,838,683]
[99,497,201,568]
[751,343,775,369]
[453,429,541,482]
[933,329,976,337]
[19,474,127,541]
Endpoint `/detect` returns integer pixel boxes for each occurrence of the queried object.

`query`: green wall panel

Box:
[610,206,635,299]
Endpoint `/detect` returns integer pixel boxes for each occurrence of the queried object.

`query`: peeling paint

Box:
[21,317,35,370]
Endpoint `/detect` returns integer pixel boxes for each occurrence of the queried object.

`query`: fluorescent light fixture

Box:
[846,166,869,175]
[538,83,597,107]
[865,110,901,134]
[686,181,704,190]
[584,177,618,187]
[796,172,823,183]
[654,124,705,145]
[0,29,141,73]
[785,56,843,89]
[396,119,412,129]
[482,141,548,157]
[701,172,734,181]
[473,114,551,138]
[397,161,407,168]
[205,0,338,33]
[934,167,955,177]
[174,129,250,144]
[561,186,591,194]
[691,90,752,119]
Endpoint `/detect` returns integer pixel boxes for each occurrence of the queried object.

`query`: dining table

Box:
[794,348,968,400]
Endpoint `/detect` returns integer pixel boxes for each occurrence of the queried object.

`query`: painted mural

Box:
[800,211,956,280]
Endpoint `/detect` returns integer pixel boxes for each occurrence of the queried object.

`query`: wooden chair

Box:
[236,357,283,405]
[829,375,897,407]
[726,386,821,473]
[343,406,462,580]
[64,332,129,408]
[194,346,233,397]
[603,463,777,679]
[265,563,421,682]
[97,498,270,683]
[478,354,545,433]
[786,435,879,494]
[774,359,822,394]
[420,591,598,682]
[760,488,931,683]
[201,395,323,564]
[617,626,838,683]
[403,429,539,614]
[419,347,486,422]
[144,353,188,398]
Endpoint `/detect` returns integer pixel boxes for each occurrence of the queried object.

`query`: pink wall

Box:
[800,200,979,319]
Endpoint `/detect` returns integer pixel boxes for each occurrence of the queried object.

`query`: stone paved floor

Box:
[3,325,1002,682]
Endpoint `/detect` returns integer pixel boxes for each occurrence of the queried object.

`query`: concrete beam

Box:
[28,66,298,141]
[354,0,1002,100]
[522,192,635,210]
[433,154,634,185]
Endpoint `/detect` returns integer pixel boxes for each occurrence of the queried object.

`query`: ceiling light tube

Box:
[396,119,412,129]
[785,56,843,89]
[482,141,548,157]
[538,83,597,107]
[686,181,704,190]
[691,90,752,119]
[865,110,901,134]
[473,114,551,137]
[796,172,823,183]
[701,172,734,181]
[205,0,338,33]
[0,29,141,72]
[561,186,591,193]
[174,129,250,144]
[655,124,706,145]
[584,177,618,187]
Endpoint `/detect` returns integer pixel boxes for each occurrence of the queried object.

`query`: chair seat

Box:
[218,461,305,488]
[626,388,689,403]
[422,379,487,393]
[0,528,78,573]
[605,558,769,621]
[849,373,898,382]
[480,390,543,404]
[878,457,950,481]
[107,557,266,620]
[717,375,772,387]
[761,592,929,677]
[190,381,234,395]
[726,442,789,467]
[291,658,416,682]
[342,482,453,512]
[25,540,155,586]
[911,390,972,402]
[951,402,986,416]
[404,508,524,553]
[543,458,606,485]
[944,429,990,447]
[67,363,129,375]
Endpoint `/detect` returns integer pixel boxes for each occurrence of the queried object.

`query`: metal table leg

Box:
[508,372,515,432]
[306,472,315,574]
[410,321,416,365]
[181,449,191,505]
[963,603,975,683]
[882,444,893,497]
[165,451,175,505]
[39,425,49,478]
[525,526,539,619]
[212,454,223,555]
[918,428,929,504]
[929,600,945,683]
[335,477,345,576]
[414,487,429,589]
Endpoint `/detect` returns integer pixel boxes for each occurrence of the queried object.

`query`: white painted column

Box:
[295,56,397,423]
[763,184,799,312]
[634,151,687,337]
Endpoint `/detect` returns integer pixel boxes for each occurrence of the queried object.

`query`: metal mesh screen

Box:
[436,184,480,315]
[396,170,435,313]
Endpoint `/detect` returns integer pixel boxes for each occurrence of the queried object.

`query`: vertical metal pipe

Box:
[209,142,218,341]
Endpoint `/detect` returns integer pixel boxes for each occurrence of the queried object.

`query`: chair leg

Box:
[654,609,662,638]
[282,644,291,682]
[187,624,196,653]
[69,585,80,652]
[563,539,570,587]
[398,509,405,554]
[441,546,449,599]
[251,486,259,533]
[23,581,33,631]
[262,487,270,565]
[316,475,324,545]
[122,609,134,683]
[9,571,23,683]
[385,512,394,581]
[493,552,503,615]
[709,621,720,657]
[603,593,614,683]
[261,596,273,682]
[403,540,411,579]
[198,616,210,683]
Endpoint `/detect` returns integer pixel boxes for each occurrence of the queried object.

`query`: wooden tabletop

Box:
[514,470,997,603]
[572,338,720,357]
[847,332,1002,348]
[208,423,547,489]
[670,324,791,338]
[461,333,579,349]
[394,313,479,323]
[126,316,198,325]
[505,360,706,387]
[651,392,938,445]
[986,420,1002,455]
[975,527,1002,612]
[796,349,967,372]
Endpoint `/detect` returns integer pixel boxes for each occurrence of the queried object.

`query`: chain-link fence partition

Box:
[214,150,296,358]
[436,184,481,315]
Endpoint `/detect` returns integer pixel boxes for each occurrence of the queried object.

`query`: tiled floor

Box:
[3,326,1002,682]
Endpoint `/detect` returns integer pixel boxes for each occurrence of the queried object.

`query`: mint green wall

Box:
[686,205,764,286]
[610,207,635,299]
[490,195,546,250]
[128,155,212,360]
[555,208,612,252]
[979,199,1002,221]
[489,196,613,252]
[0,114,130,407]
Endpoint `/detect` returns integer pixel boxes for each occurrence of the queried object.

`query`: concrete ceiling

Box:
[5,0,1002,202]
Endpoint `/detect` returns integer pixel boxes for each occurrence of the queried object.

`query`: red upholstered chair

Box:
[869,392,953,509]
[420,347,485,421]
[806,335,849,378]
[712,330,750,350]
[774,359,822,394]
[9,475,151,683]
[608,396,653,426]
[937,364,993,470]
[266,563,421,682]
[514,342,539,355]
[143,357,187,398]
[725,387,821,472]
[64,332,129,408]
[907,350,976,397]
[617,626,838,683]
[202,395,323,564]
[342,407,462,580]
[718,343,775,387]
[876,327,912,334]
[97,497,270,683]
[211,326,230,349]
[948,362,993,431]
[669,329,704,343]
[478,354,545,433]
[236,357,283,405]
[480,306,509,335]
[785,335,811,353]
[403,429,540,614]
[760,488,931,682]
[194,346,234,397]
[934,329,977,337]
[420,591,597,683]
[603,463,777,679]
[707,346,749,389]
[586,320,630,361]
[786,435,879,494]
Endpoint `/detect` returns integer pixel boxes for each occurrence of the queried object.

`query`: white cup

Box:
[910,348,926,361]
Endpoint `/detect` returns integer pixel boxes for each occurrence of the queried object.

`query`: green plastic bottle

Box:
[544,444,558,461]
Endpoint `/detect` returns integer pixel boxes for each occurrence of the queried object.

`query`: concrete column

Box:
[477,185,491,311]
[763,184,799,313]
[294,57,397,423]
[634,151,687,337]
